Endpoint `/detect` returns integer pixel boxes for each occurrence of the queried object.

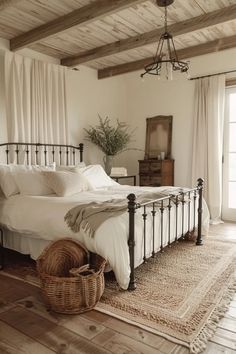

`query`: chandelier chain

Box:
[140,0,189,79]
[164,4,167,33]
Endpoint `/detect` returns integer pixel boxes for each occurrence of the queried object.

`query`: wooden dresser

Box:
[138,159,174,187]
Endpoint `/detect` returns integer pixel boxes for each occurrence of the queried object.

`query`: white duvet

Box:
[0,185,209,289]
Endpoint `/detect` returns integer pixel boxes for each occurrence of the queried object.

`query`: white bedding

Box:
[0,185,209,289]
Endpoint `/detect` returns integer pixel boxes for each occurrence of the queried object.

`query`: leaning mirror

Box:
[145,115,173,159]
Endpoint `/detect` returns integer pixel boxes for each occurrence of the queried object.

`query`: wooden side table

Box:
[111,175,136,186]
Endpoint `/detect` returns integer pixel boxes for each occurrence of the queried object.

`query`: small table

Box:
[111,175,136,186]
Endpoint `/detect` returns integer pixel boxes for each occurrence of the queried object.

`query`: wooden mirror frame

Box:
[144,115,173,159]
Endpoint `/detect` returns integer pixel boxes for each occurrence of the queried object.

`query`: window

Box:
[222,88,236,220]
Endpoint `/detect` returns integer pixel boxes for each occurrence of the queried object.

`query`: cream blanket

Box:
[64,192,169,238]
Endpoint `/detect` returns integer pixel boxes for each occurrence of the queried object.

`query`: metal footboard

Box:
[0,228,3,270]
[127,178,204,290]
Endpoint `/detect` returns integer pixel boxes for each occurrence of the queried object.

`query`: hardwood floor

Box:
[0,223,235,354]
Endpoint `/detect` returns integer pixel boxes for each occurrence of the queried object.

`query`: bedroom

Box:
[0,0,235,353]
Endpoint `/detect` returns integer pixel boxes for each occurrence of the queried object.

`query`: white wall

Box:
[67,65,128,166]
[122,47,236,187]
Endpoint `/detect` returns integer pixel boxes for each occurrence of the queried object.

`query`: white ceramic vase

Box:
[103,155,113,175]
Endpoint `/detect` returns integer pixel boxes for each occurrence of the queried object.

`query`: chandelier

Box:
[140,0,189,80]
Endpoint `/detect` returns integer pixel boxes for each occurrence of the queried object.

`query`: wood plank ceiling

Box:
[0,0,236,78]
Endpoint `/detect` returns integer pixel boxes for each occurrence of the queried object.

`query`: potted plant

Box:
[84,115,134,175]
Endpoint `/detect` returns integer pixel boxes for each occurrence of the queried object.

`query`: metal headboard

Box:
[0,142,84,165]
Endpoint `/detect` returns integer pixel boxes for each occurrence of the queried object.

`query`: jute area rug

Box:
[98,238,236,354]
[2,238,236,354]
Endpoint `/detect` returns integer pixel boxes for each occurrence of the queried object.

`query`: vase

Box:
[103,155,113,175]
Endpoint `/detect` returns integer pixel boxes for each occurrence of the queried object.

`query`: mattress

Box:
[0,185,209,289]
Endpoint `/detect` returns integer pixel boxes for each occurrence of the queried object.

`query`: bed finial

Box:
[127,193,136,290]
[196,178,204,246]
[79,143,84,162]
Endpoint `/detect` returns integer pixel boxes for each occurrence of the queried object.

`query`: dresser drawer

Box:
[139,159,174,187]
[150,176,162,186]
[150,162,161,173]
[140,175,151,186]
[139,162,150,174]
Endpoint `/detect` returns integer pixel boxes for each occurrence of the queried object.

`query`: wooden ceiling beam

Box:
[10,0,145,51]
[0,0,21,11]
[61,4,236,67]
[98,34,236,79]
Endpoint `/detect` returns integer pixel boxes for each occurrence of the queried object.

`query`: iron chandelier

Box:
[141,0,189,80]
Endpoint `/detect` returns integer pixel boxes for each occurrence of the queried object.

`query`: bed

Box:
[0,142,209,290]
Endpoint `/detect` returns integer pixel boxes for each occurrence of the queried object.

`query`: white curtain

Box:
[192,75,225,223]
[5,52,68,145]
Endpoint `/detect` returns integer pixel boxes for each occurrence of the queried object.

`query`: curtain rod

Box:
[189,69,236,81]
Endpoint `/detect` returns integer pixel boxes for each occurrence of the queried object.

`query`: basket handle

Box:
[97,260,106,275]
[69,264,95,277]
[69,260,106,278]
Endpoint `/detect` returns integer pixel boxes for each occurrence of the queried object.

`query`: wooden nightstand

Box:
[138,159,174,187]
[111,175,136,186]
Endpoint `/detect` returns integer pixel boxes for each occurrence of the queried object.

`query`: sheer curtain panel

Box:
[191,75,225,223]
[5,52,68,145]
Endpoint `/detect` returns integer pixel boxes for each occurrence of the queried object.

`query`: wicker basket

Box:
[37,238,106,314]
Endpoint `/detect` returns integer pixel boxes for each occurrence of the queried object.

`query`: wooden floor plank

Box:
[225,307,236,320]
[0,274,41,303]
[204,342,236,354]
[219,317,236,333]
[229,301,236,309]
[0,306,111,354]
[105,316,166,348]
[171,346,190,354]
[59,314,106,340]
[81,309,111,324]
[16,295,64,323]
[159,340,185,354]
[93,328,118,346]
[94,328,163,354]
[16,295,106,340]
[0,319,55,354]
[211,328,236,350]
[0,299,16,314]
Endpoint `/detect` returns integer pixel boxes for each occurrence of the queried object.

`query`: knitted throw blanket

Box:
[64,191,172,238]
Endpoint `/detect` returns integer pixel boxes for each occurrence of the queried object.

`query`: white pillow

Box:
[42,171,92,197]
[31,162,56,171]
[80,165,117,189]
[14,171,54,196]
[56,162,86,172]
[0,165,19,198]
[0,163,56,198]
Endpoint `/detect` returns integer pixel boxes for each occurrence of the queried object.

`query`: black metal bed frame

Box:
[0,142,84,270]
[0,142,203,291]
[127,178,203,290]
[0,142,84,165]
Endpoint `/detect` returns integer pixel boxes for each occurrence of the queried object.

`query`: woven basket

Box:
[37,238,106,314]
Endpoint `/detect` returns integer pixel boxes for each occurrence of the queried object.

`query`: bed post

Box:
[127,193,136,291]
[0,228,4,270]
[79,143,84,162]
[196,178,204,246]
